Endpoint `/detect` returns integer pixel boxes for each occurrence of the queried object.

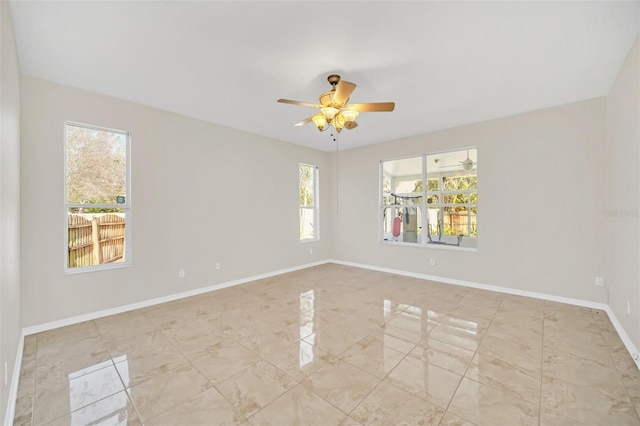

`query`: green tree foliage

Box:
[66,125,126,212]
[442,176,477,213]
[413,178,440,193]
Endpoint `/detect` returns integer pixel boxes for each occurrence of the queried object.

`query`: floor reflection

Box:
[67,357,131,424]
[300,290,315,368]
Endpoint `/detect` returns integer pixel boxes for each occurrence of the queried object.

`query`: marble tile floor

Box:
[12,264,640,425]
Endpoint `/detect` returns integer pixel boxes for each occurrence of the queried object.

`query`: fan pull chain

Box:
[334,130,339,214]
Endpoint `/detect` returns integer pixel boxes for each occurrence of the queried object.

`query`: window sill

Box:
[64,261,131,275]
[381,240,477,252]
[300,238,319,243]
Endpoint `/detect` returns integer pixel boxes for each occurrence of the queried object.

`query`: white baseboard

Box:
[329,259,640,369]
[603,305,640,369]
[22,260,330,336]
[3,332,24,426]
[329,259,608,309]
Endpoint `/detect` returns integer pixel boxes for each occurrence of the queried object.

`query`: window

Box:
[381,148,477,249]
[65,122,130,271]
[299,163,318,241]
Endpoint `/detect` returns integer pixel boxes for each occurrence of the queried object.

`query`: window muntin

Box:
[381,148,477,249]
[65,122,130,271]
[299,163,318,241]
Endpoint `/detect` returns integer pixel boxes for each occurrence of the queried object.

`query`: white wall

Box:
[332,98,608,303]
[20,76,333,327]
[606,35,640,350]
[0,1,22,421]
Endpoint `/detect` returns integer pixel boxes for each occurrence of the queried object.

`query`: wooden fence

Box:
[68,214,125,267]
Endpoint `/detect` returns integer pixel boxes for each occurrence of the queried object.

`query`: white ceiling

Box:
[9,1,640,152]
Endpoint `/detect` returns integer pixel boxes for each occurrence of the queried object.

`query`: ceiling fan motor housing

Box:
[327,74,341,86]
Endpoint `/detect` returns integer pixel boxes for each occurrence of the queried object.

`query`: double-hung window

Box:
[65,122,131,271]
[381,148,477,249]
[299,163,318,241]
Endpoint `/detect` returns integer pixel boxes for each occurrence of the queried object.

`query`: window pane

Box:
[382,157,422,195]
[444,194,470,204]
[383,206,422,244]
[394,178,422,194]
[382,207,394,239]
[299,207,315,240]
[68,209,126,267]
[443,175,477,191]
[442,208,476,237]
[299,163,317,241]
[427,149,476,177]
[427,178,439,191]
[427,207,476,241]
[299,165,314,207]
[66,124,127,205]
[427,207,440,238]
[382,175,392,205]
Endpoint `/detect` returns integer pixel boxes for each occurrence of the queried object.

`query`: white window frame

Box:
[64,121,132,273]
[379,148,477,251]
[299,163,319,242]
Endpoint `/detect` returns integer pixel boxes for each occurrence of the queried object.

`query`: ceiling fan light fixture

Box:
[311,113,327,131]
[321,106,339,121]
[277,74,395,137]
[334,113,345,132]
[341,109,359,123]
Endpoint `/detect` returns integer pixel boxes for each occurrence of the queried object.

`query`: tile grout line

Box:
[100,313,225,424]
[29,335,40,426]
[538,306,546,426]
[148,320,240,424]
[29,335,38,426]
[93,318,147,424]
[339,317,418,423]
[438,294,504,425]
[592,308,640,423]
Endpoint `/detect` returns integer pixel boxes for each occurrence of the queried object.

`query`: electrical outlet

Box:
[178,269,185,278]
[309,248,313,255]
[634,353,640,362]
[429,258,436,266]
[215,262,221,270]
[595,276,604,287]
[628,301,631,314]
[4,361,7,387]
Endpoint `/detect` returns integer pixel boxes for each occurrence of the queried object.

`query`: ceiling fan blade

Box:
[277,99,322,109]
[332,81,356,106]
[345,121,358,130]
[346,102,395,112]
[294,116,315,126]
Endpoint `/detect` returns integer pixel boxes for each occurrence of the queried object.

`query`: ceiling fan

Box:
[277,74,395,133]
[439,150,476,171]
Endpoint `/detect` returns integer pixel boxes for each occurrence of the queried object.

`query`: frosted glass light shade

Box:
[321,107,339,121]
[311,113,327,130]
[341,109,359,123]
